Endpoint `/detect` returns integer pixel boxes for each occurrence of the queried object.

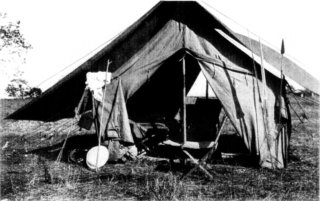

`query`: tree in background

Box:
[5,78,28,98]
[5,76,42,98]
[25,87,42,98]
[1,12,41,98]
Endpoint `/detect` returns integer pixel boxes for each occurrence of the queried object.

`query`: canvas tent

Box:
[8,1,297,168]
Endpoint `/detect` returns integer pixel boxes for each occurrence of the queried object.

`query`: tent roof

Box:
[234,33,319,94]
[6,1,309,121]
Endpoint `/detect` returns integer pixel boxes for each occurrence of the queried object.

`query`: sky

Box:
[1,0,319,97]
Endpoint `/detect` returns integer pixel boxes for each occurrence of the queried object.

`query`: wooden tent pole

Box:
[97,59,112,141]
[259,38,268,108]
[206,80,209,99]
[247,30,261,150]
[75,88,87,116]
[96,59,111,172]
[278,40,285,167]
[259,38,274,168]
[278,39,285,126]
[106,59,112,78]
[182,56,187,145]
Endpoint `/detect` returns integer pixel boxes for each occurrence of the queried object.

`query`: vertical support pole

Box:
[206,80,209,100]
[92,94,99,137]
[259,38,270,146]
[283,126,288,168]
[96,59,111,172]
[182,56,187,145]
[278,39,285,128]
[259,39,268,106]
[258,38,274,167]
[278,61,284,125]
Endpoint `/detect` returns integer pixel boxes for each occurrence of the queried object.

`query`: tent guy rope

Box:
[200,0,308,68]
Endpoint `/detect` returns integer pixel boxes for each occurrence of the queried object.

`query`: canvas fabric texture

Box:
[96,19,289,168]
[97,79,133,144]
[199,60,288,168]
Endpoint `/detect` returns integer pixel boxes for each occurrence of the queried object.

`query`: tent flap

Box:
[198,60,288,168]
[98,79,133,144]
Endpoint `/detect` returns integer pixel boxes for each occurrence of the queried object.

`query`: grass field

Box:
[0,95,319,200]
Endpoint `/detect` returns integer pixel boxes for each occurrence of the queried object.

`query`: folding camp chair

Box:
[159,56,229,179]
[162,114,227,179]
